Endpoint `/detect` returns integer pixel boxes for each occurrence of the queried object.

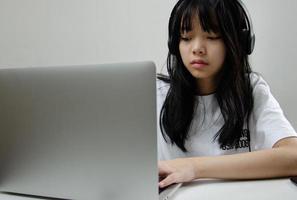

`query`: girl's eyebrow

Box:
[180,30,191,34]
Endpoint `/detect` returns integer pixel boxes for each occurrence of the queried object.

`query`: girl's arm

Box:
[158,137,297,188]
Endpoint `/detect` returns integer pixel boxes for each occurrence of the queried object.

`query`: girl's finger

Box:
[159,173,178,188]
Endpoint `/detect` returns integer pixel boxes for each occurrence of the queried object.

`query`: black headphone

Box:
[236,0,255,55]
[167,0,256,56]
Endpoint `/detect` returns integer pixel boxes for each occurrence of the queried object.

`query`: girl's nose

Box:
[192,39,206,55]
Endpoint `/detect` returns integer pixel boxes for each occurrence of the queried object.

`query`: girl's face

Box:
[179,17,226,94]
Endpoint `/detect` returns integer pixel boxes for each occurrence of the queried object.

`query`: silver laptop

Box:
[159,183,182,200]
[0,61,158,200]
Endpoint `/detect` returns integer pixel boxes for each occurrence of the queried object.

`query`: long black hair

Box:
[159,0,254,152]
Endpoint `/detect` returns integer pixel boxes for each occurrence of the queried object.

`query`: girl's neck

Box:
[195,78,217,96]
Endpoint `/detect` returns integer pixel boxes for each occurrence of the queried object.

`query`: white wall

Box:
[243,0,297,129]
[0,0,175,70]
[0,0,296,129]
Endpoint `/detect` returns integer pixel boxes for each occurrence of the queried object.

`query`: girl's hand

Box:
[158,158,197,188]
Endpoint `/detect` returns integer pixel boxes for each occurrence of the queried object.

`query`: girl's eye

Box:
[180,36,191,41]
[207,36,221,40]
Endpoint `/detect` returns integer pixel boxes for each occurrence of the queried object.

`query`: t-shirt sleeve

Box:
[250,74,297,150]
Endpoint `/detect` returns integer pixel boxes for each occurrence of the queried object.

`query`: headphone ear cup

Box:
[241,29,250,55]
[241,29,255,55]
[249,33,255,55]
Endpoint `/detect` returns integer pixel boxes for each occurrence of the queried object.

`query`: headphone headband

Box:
[236,0,255,55]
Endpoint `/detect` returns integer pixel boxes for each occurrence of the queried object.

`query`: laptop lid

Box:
[0,61,158,200]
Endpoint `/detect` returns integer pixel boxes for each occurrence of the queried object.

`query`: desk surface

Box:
[0,194,36,200]
[172,178,297,200]
[0,178,296,200]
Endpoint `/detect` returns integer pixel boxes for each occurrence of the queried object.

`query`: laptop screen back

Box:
[0,61,158,200]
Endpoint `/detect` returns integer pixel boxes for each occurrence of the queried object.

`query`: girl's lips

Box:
[190,59,208,69]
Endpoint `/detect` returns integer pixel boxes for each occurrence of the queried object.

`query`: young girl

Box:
[158,0,297,188]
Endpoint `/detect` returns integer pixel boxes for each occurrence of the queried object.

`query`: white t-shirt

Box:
[157,73,297,160]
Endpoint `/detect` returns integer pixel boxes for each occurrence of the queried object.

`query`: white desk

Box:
[0,194,37,200]
[0,178,296,200]
[172,178,297,200]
